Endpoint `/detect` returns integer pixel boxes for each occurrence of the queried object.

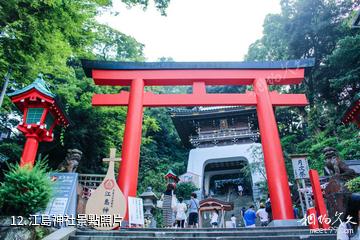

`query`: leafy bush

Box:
[345,177,360,193]
[175,182,198,200]
[0,161,52,216]
[35,226,52,240]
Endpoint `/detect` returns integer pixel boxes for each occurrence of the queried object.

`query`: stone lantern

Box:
[7,74,69,167]
[139,186,158,228]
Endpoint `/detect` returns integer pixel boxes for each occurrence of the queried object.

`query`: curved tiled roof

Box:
[7,74,55,98]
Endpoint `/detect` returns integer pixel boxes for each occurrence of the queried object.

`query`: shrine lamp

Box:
[165,169,180,185]
[7,74,69,167]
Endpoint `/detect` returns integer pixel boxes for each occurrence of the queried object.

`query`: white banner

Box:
[128,197,144,226]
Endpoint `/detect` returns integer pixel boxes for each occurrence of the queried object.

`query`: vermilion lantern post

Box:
[7,74,69,168]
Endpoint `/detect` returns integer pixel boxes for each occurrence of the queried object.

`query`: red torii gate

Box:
[82,59,314,221]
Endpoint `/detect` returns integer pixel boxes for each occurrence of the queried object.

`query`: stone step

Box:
[75,230,312,237]
[115,226,310,233]
[75,229,329,234]
[69,234,336,240]
[119,226,306,231]
[70,228,337,240]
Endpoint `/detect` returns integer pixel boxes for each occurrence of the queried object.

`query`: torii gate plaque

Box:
[82,59,314,221]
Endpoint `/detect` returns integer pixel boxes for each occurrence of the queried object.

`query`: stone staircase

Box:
[69,226,337,240]
[68,193,337,240]
[210,192,254,226]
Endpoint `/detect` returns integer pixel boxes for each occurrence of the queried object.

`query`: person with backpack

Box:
[188,192,200,228]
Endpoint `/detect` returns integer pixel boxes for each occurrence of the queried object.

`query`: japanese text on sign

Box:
[292,157,310,179]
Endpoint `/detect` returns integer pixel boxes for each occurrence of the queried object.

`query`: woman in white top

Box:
[210,209,219,228]
[256,203,269,226]
[175,197,187,228]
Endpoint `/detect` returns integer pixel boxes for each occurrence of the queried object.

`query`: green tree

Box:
[246,0,360,175]
[0,0,185,195]
[175,182,198,200]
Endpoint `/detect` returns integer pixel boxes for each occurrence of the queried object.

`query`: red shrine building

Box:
[82,58,314,221]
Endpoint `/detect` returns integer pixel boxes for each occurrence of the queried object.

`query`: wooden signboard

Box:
[85,148,126,230]
[292,155,310,179]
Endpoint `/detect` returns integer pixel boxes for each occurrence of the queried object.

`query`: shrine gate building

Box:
[171,106,264,201]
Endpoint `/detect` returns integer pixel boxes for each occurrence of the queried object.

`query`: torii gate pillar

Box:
[254,78,294,219]
[82,59,315,221]
[117,78,144,217]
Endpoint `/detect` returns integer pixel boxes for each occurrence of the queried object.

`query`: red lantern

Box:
[8,74,69,168]
[165,169,180,184]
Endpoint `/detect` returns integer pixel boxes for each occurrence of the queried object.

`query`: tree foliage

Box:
[1,0,359,204]
[345,176,360,193]
[0,0,182,197]
[175,182,198,200]
[246,0,360,177]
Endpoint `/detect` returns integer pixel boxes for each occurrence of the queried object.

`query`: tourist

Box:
[241,206,246,226]
[210,209,219,228]
[256,203,269,226]
[237,184,244,196]
[337,194,360,240]
[161,183,175,228]
[188,192,200,228]
[175,197,187,228]
[265,194,272,221]
[231,214,237,228]
[244,205,257,227]
[293,205,299,219]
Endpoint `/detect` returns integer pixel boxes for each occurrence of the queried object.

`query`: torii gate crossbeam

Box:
[82,59,315,221]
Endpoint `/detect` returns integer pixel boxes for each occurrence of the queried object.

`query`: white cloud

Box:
[97,0,281,61]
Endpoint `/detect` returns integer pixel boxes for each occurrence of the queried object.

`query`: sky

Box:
[97,0,281,62]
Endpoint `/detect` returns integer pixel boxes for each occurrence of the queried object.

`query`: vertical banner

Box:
[128,197,144,226]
